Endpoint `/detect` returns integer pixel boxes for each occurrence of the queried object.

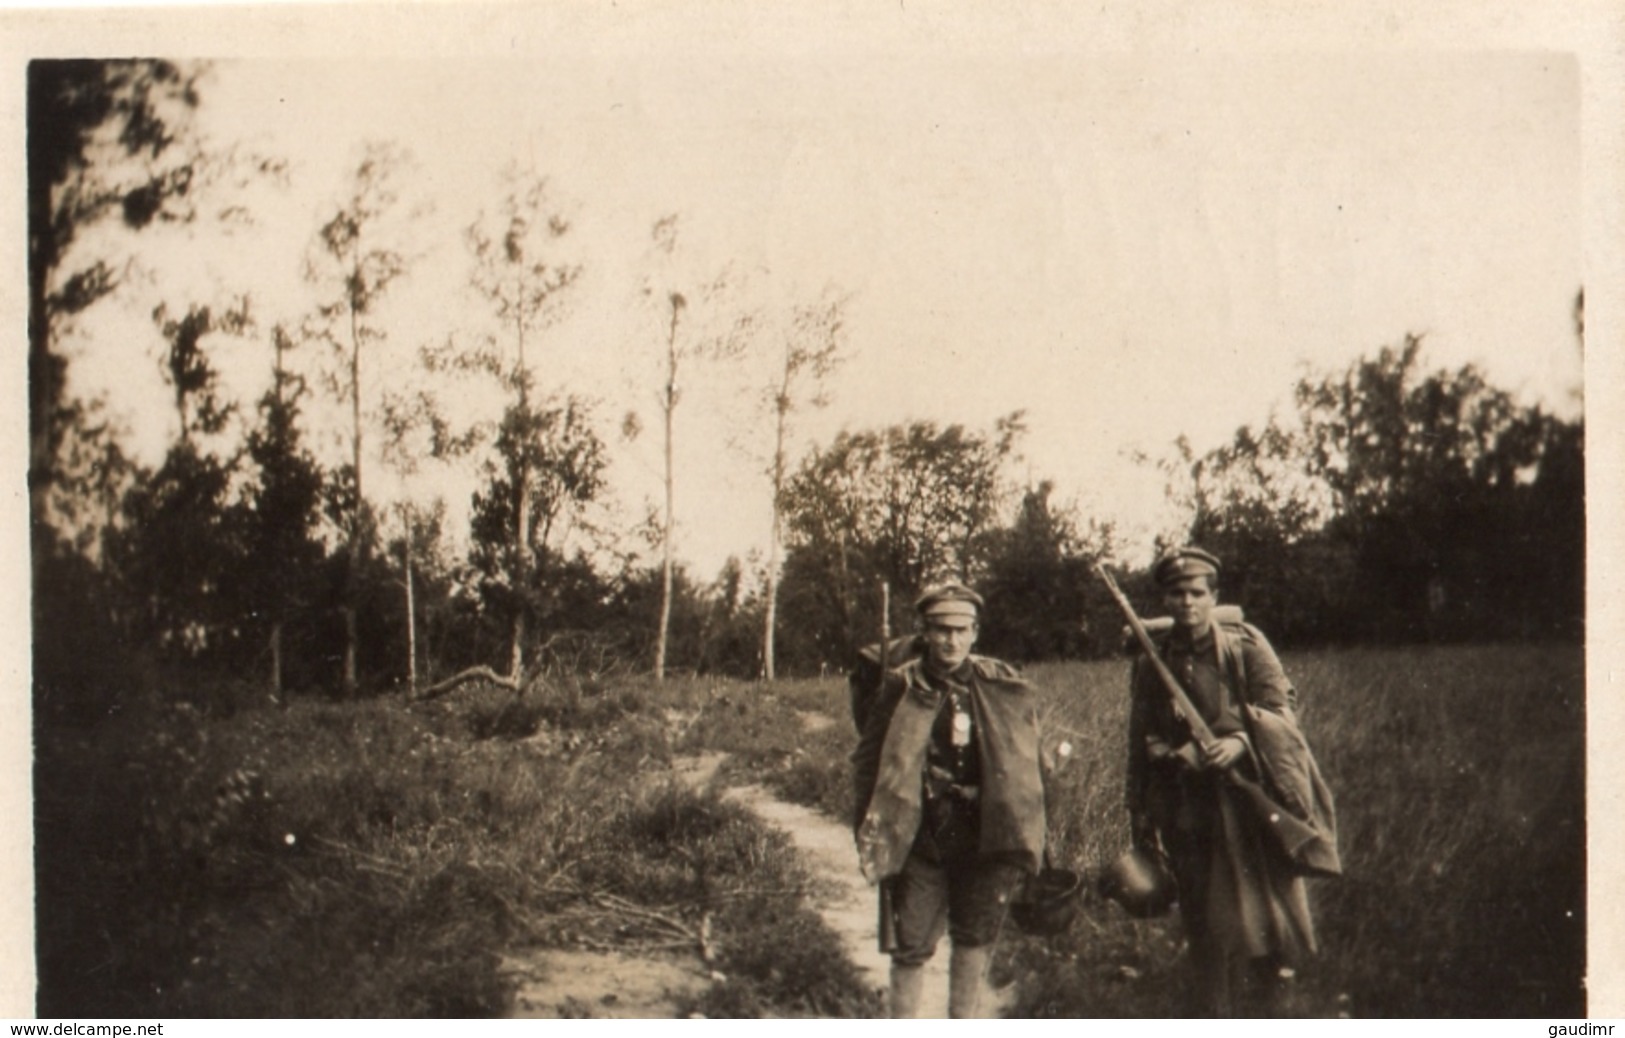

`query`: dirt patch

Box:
[503,948,711,1018]
[670,749,727,790]
[797,709,836,733]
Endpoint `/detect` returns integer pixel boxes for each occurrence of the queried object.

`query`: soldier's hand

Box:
[1200,736,1248,771]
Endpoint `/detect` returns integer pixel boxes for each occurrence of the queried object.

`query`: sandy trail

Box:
[719,782,951,1018]
[506,747,964,1018]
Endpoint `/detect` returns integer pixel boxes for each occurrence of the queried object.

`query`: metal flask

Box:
[1097,847,1177,919]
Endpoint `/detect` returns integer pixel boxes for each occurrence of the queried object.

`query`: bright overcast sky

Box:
[55,37,1585,578]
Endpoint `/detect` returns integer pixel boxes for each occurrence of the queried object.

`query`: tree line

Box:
[30,60,1584,724]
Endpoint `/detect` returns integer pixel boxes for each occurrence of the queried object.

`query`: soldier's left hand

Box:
[1200,736,1247,771]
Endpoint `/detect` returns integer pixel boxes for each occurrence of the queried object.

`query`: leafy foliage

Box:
[1150,335,1584,644]
[776,412,1026,667]
[977,481,1120,661]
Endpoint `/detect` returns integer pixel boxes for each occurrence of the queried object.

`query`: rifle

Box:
[874,580,900,953]
[1095,563,1220,752]
[1094,563,1326,864]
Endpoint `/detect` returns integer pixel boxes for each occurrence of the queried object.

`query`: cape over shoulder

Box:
[968,655,1028,686]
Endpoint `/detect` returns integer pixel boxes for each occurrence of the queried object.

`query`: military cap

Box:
[915,581,985,621]
[1153,547,1221,587]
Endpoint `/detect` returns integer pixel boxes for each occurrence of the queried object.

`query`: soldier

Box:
[850,582,1046,1018]
[1124,547,1337,1016]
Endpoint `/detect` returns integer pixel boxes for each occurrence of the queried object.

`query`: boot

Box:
[889,962,925,1019]
[948,944,993,1019]
[1189,941,1234,1018]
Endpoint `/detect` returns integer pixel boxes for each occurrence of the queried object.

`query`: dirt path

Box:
[503,748,958,1018]
[674,749,963,1016]
[718,782,951,1017]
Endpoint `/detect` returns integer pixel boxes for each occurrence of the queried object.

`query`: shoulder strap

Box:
[1210,621,1250,705]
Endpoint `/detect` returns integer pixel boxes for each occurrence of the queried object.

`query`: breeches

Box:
[888,850,1025,966]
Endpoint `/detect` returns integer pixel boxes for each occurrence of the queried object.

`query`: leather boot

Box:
[948,944,992,1019]
[889,962,925,1019]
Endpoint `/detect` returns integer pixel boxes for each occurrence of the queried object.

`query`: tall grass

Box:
[34,677,873,1017]
[1010,643,1584,1017]
[35,643,1580,1017]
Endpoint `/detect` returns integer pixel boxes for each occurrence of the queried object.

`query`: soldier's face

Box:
[1162,577,1217,634]
[923,617,978,669]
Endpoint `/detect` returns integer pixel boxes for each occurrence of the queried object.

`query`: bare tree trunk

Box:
[270,620,283,701]
[655,298,681,682]
[509,470,530,680]
[834,525,853,650]
[343,274,364,697]
[403,538,417,694]
[511,327,532,685]
[762,526,778,681]
[762,399,788,682]
[510,611,526,686]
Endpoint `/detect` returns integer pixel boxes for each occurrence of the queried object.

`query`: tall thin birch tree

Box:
[463,165,581,682]
[306,140,415,695]
[757,289,847,680]
[640,215,752,681]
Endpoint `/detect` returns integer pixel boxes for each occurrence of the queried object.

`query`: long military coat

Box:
[851,654,1047,884]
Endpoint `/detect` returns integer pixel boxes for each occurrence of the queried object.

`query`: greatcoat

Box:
[1127,620,1338,960]
[852,654,1047,884]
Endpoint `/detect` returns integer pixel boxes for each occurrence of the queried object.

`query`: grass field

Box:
[33,642,1583,1017]
[1010,644,1585,1018]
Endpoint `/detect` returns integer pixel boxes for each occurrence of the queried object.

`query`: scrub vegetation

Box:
[35,643,1582,1018]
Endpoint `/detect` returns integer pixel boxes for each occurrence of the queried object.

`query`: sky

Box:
[57,44,1584,581]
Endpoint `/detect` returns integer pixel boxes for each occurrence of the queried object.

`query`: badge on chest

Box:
[951,699,972,747]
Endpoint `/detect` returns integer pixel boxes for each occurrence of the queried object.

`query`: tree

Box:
[423,396,607,699]
[1144,424,1346,643]
[28,59,284,566]
[378,387,470,694]
[151,299,252,444]
[462,165,581,682]
[1148,330,1585,644]
[638,215,753,681]
[305,140,417,694]
[754,287,848,679]
[29,60,206,572]
[778,412,1025,660]
[241,325,329,696]
[105,293,254,668]
[977,482,1118,661]
[1291,336,1550,639]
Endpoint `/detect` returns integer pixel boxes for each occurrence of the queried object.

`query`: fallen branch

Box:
[417,665,520,701]
[589,892,696,941]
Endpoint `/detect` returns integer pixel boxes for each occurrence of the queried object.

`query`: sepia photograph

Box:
[7,0,1621,1022]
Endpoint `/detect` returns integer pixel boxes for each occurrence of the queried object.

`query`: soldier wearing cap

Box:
[850,581,1046,1018]
[1125,547,1325,1016]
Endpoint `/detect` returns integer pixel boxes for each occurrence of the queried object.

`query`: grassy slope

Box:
[34,643,1583,1018]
